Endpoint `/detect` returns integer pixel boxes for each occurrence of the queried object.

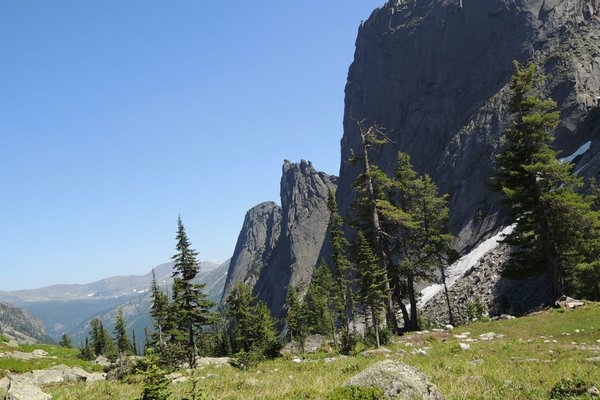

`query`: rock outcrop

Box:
[221,202,282,302]
[338,0,600,256]
[421,243,553,326]
[347,359,445,400]
[223,160,337,318]
[0,302,49,344]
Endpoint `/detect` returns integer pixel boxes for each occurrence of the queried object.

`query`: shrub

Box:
[548,377,595,399]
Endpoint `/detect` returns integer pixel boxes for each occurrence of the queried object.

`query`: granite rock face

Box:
[338,0,600,255]
[221,201,282,303]
[223,160,337,318]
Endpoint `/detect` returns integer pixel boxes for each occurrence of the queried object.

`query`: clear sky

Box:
[0,1,384,290]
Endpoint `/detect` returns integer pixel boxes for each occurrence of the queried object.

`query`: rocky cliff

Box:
[223,160,337,318]
[221,202,282,302]
[0,302,49,344]
[338,0,600,255]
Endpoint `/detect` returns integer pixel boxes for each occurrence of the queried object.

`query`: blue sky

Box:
[0,1,384,290]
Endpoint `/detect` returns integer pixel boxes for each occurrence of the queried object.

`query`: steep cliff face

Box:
[221,202,282,302]
[224,160,337,317]
[339,0,600,254]
[0,302,49,344]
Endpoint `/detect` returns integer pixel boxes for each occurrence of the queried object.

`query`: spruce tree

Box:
[380,152,455,330]
[326,190,356,351]
[284,286,306,351]
[59,333,72,348]
[149,269,169,353]
[224,282,280,360]
[114,308,131,356]
[168,216,216,367]
[302,263,337,336]
[351,122,399,333]
[353,231,387,348]
[493,61,600,301]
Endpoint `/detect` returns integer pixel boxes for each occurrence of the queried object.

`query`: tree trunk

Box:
[441,266,455,326]
[540,220,563,301]
[360,126,400,334]
[407,272,419,331]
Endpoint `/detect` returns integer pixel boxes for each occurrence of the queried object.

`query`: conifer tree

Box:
[493,61,600,301]
[149,269,169,353]
[326,190,356,351]
[168,216,216,367]
[353,231,387,348]
[114,308,131,356]
[137,349,171,400]
[224,282,280,359]
[302,263,337,336]
[89,317,116,359]
[284,286,306,351]
[59,333,72,348]
[380,152,455,330]
[351,122,400,333]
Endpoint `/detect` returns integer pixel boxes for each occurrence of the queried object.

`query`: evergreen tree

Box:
[351,122,400,333]
[137,349,171,400]
[284,285,306,351]
[224,282,254,353]
[302,263,337,336]
[493,61,600,301]
[114,308,131,356]
[132,330,139,356]
[224,282,281,359]
[353,231,387,348]
[59,333,72,348]
[326,190,356,351]
[89,317,117,359]
[168,216,216,367]
[380,152,455,330]
[149,269,169,353]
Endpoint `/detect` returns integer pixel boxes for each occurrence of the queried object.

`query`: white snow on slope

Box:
[560,141,591,164]
[417,224,516,308]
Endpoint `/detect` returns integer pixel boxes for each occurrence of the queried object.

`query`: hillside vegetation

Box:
[1,303,597,399]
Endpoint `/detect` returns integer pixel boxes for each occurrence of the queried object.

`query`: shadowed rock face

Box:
[221,201,282,303]
[223,161,337,318]
[338,0,600,255]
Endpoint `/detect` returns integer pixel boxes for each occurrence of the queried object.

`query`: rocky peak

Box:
[221,201,282,303]
[223,160,337,317]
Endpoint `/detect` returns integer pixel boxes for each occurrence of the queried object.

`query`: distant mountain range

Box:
[0,260,229,345]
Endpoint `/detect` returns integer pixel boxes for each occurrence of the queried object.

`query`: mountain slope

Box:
[0,261,227,343]
[0,302,50,343]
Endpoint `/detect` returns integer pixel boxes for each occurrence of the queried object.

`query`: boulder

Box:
[5,380,51,400]
[347,360,444,400]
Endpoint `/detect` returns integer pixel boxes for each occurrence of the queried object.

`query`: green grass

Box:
[5,303,599,399]
[0,345,102,375]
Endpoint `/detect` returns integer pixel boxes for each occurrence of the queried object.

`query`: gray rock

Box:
[225,160,337,318]
[221,201,282,303]
[347,359,444,399]
[5,380,51,400]
[337,0,600,271]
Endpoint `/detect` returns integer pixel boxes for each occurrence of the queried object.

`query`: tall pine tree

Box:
[493,61,600,301]
[168,216,216,367]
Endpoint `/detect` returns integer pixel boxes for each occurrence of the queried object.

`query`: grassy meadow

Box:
[1,303,599,399]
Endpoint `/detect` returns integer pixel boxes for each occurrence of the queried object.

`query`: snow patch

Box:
[418,224,515,308]
[560,141,591,164]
